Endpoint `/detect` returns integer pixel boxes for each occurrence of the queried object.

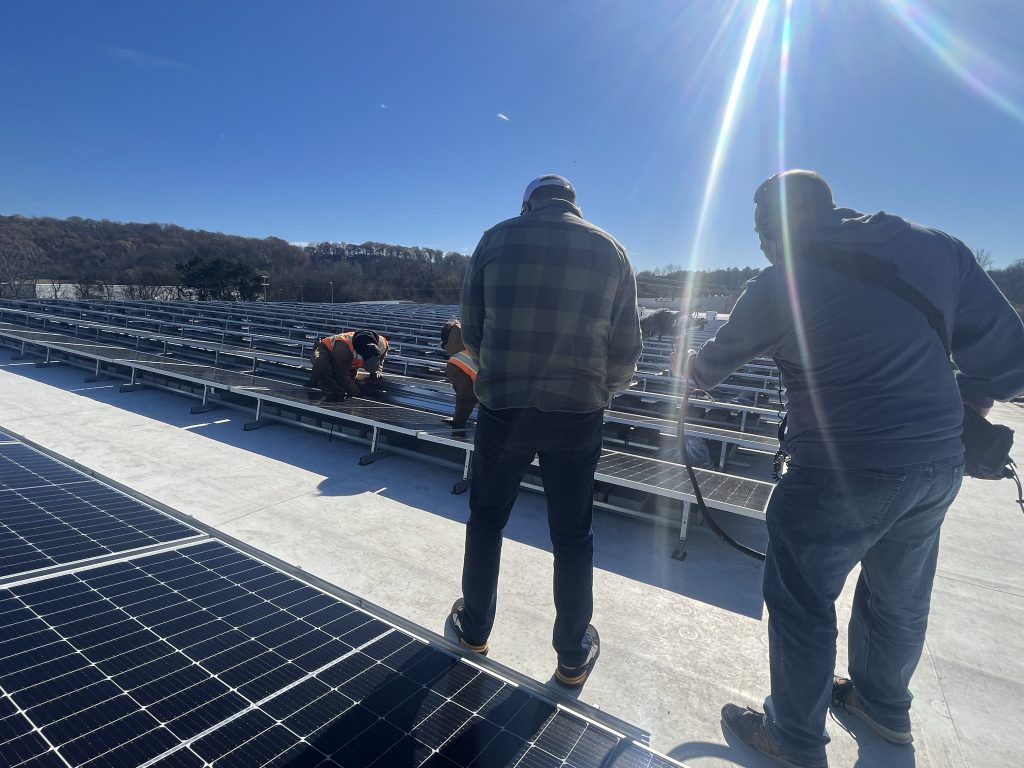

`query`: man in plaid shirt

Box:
[447,174,642,687]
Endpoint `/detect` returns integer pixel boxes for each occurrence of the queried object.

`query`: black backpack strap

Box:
[809,247,950,357]
[771,246,951,481]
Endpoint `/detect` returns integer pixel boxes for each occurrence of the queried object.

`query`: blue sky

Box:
[2,0,1022,271]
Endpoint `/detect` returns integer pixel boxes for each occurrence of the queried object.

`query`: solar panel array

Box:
[0,443,201,581]
[0,435,683,768]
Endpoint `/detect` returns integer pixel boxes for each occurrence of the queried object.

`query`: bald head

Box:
[752,170,836,265]
[754,170,835,239]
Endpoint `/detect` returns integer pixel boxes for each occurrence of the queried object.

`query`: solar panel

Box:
[336,402,446,432]
[0,443,201,581]
[0,444,92,491]
[247,390,448,434]
[133,360,271,387]
[52,344,171,365]
[0,541,666,768]
[597,451,773,514]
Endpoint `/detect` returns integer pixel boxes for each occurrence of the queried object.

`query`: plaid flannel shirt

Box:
[460,198,643,412]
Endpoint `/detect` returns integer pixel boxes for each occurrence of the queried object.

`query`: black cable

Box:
[680,382,766,561]
[772,377,789,482]
[1010,460,1024,515]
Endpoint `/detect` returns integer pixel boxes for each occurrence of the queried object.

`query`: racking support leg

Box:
[672,501,692,561]
[85,358,109,383]
[243,399,270,430]
[359,426,390,465]
[191,385,220,414]
[34,347,60,368]
[119,367,147,392]
[452,451,473,494]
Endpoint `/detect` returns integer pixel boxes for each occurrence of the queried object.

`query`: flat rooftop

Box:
[1,349,1021,767]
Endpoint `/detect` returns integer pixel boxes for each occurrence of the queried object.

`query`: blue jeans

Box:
[460,405,604,667]
[762,457,964,765]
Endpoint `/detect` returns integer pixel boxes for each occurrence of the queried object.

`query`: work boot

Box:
[720,704,827,768]
[555,625,601,687]
[831,677,913,744]
[446,599,488,656]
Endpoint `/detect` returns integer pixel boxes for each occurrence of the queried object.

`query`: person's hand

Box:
[670,347,697,379]
[369,370,383,382]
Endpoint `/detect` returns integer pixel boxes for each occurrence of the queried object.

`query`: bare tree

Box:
[42,280,68,299]
[974,247,994,271]
[0,232,41,298]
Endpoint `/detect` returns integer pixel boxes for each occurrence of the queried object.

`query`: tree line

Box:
[1,213,1021,317]
[636,253,1024,321]
[0,214,469,304]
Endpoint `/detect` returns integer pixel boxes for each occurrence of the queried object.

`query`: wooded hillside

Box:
[0,214,469,303]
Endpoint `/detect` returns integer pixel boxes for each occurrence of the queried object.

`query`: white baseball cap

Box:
[522,174,575,204]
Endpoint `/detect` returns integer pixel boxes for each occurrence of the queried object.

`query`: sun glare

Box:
[881,0,1024,126]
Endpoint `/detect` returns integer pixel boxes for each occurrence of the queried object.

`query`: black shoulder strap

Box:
[809,247,951,357]
[775,246,951,460]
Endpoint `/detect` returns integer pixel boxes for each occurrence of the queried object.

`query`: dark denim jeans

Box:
[762,457,964,765]
[460,405,604,667]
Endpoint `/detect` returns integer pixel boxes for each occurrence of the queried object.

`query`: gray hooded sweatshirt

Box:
[690,209,1024,468]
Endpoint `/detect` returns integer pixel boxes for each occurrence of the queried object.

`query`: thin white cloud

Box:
[497,113,510,121]
[380,103,388,110]
[110,47,191,70]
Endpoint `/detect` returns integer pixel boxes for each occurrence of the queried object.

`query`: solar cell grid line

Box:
[0,456,202,582]
[0,541,395,768]
[0,444,92,491]
[0,687,66,768]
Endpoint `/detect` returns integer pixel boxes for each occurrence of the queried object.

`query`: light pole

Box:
[261,275,270,303]
[329,281,334,303]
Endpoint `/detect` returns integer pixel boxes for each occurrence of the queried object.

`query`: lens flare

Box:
[774,0,838,467]
[687,0,772,277]
[673,0,770,403]
[881,0,1024,125]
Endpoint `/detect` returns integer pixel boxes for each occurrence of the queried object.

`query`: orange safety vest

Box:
[320,332,389,369]
[448,350,478,381]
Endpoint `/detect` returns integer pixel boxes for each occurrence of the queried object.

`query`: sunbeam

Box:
[881,0,1024,125]
[683,0,772,316]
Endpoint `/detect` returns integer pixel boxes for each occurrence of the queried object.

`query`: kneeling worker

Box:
[308,329,389,401]
[440,319,478,429]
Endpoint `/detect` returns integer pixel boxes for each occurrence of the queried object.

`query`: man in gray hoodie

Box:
[691,170,1024,768]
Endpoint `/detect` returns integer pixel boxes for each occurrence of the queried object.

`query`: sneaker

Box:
[720,704,826,768]
[555,625,601,687]
[831,677,913,745]
[446,599,488,656]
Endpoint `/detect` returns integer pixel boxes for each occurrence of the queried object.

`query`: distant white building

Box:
[30,281,176,300]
